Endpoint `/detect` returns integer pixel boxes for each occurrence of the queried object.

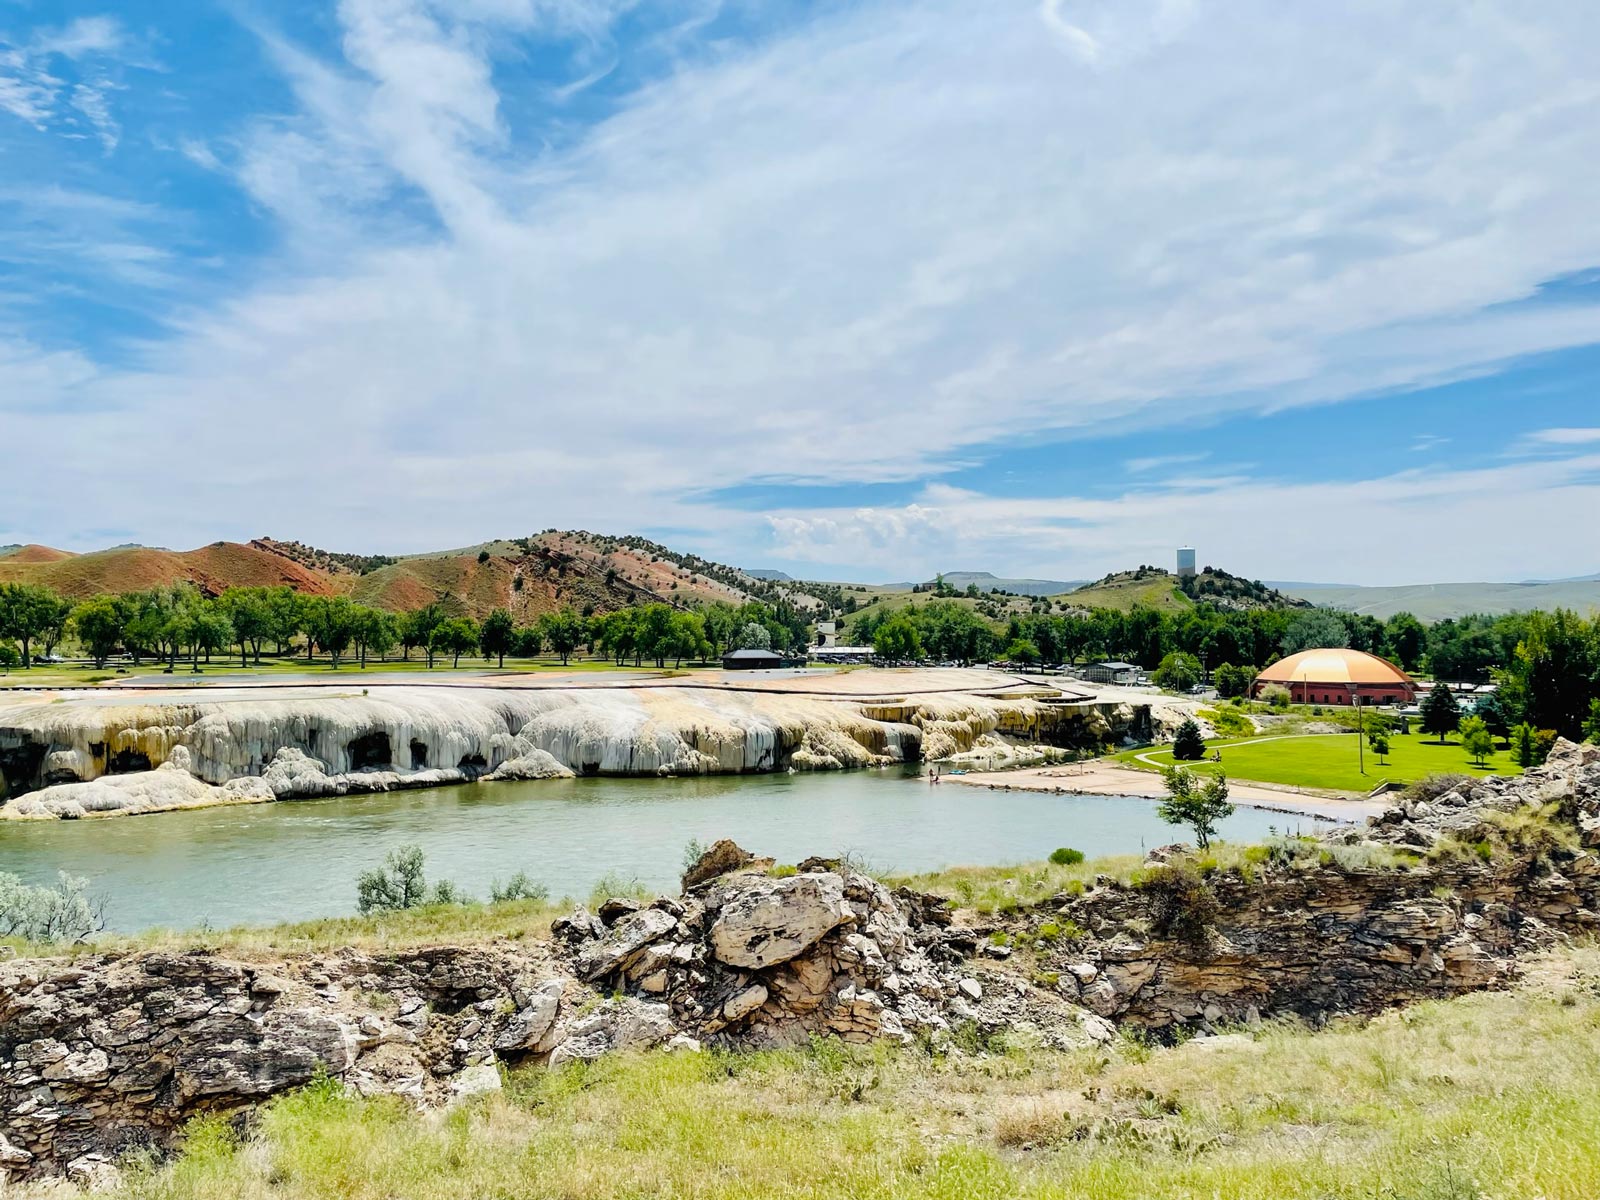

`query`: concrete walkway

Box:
[943,760,1389,823]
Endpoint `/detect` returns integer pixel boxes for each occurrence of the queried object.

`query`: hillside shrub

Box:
[489,872,549,903]
[356,845,467,914]
[0,871,105,942]
[1049,847,1084,865]
[1138,862,1220,943]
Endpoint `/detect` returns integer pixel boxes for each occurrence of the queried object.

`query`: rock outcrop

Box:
[7,743,1600,1181]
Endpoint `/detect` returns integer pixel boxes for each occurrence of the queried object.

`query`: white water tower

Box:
[1176,546,1196,579]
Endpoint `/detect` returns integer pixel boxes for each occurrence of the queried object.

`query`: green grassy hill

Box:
[1283,579,1600,620]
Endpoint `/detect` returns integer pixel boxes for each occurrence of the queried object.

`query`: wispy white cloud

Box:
[1524,426,1600,446]
[1124,452,1209,474]
[764,453,1600,584]
[0,15,140,146]
[5,0,1600,578]
[34,16,125,60]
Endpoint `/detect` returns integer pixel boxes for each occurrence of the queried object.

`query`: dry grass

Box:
[60,945,1600,1200]
[0,897,565,962]
[890,855,1143,915]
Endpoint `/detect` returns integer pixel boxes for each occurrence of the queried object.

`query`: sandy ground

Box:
[0,666,1077,710]
[944,761,1389,823]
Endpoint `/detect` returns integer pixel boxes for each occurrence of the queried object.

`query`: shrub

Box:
[1403,774,1472,805]
[489,871,550,903]
[0,871,106,942]
[1171,718,1206,762]
[1138,862,1220,943]
[1261,684,1291,709]
[1049,847,1085,866]
[1200,705,1253,738]
[356,845,467,914]
[0,642,19,670]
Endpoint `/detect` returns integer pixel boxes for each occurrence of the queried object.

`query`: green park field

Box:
[1115,731,1522,794]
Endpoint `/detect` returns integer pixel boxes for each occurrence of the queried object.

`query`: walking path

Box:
[944,760,1388,823]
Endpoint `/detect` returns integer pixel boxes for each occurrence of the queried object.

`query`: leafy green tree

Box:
[1473,692,1512,746]
[479,607,516,668]
[218,587,273,665]
[1157,767,1234,849]
[0,583,71,668]
[1006,638,1040,671]
[405,603,448,667]
[432,618,479,668]
[1368,729,1390,764]
[700,603,739,658]
[304,596,359,668]
[70,595,128,667]
[539,608,585,665]
[733,621,773,652]
[512,625,543,658]
[263,587,305,657]
[1459,715,1494,766]
[1510,722,1557,768]
[1498,608,1597,741]
[1420,685,1461,743]
[1382,612,1427,672]
[187,605,234,670]
[668,611,710,666]
[0,642,19,670]
[355,607,399,667]
[1171,717,1207,761]
[1585,698,1600,745]
[872,615,922,660]
[637,604,678,667]
[1153,651,1203,692]
[1280,609,1351,656]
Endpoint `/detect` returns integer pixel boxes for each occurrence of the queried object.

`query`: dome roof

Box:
[1256,647,1412,687]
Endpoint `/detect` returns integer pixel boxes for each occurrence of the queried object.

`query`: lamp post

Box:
[1353,683,1364,775]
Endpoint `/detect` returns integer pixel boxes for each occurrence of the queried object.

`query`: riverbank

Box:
[944,761,1388,822]
[0,772,1285,932]
[0,668,1161,820]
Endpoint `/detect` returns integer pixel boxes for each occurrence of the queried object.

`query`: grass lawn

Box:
[1115,731,1521,793]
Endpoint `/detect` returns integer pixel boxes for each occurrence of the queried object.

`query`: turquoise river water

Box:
[0,771,1299,932]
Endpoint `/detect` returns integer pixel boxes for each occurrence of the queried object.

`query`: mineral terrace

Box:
[0,669,1159,819]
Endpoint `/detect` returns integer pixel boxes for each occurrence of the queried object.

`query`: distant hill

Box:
[0,542,338,601]
[743,568,793,581]
[0,544,76,564]
[0,531,759,621]
[1062,566,1311,613]
[924,571,1086,597]
[1281,580,1600,620]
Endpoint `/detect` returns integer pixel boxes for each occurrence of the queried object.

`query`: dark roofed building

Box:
[723,648,783,671]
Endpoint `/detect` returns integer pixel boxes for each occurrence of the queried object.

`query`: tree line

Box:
[850,597,1600,743]
[0,581,813,673]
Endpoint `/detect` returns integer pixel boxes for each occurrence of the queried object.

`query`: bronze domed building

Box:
[1252,648,1415,706]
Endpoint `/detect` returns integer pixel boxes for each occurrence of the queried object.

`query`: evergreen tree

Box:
[1171,717,1207,761]
[1420,685,1461,743]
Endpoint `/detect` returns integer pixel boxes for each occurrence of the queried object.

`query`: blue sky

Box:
[4,1,1600,584]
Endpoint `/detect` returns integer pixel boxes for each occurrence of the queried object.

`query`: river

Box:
[0,770,1297,932]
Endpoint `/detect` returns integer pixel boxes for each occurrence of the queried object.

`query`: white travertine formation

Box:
[0,682,1146,819]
